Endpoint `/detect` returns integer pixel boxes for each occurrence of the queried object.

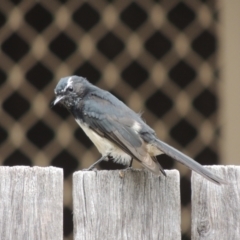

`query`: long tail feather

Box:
[154,139,227,185]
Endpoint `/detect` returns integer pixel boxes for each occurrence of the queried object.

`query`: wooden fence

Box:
[0,166,239,240]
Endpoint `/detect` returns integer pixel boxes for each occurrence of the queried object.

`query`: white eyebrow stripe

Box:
[64,76,73,91]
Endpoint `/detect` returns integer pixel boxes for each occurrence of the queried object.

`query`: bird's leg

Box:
[129,158,133,168]
[124,158,133,171]
[86,155,107,170]
[119,158,133,177]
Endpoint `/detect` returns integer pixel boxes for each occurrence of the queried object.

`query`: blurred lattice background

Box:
[0,1,221,239]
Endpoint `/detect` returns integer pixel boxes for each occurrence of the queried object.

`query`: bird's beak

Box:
[51,95,65,107]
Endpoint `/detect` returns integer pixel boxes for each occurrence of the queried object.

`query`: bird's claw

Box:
[82,167,98,172]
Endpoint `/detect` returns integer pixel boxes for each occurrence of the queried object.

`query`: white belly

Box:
[76,120,132,165]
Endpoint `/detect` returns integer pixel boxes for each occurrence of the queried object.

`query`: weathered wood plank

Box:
[0,166,63,240]
[73,169,180,240]
[192,166,240,240]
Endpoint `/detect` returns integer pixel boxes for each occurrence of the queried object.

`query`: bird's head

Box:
[52,75,89,109]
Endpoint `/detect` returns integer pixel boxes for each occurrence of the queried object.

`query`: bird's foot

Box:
[125,166,134,172]
[119,170,124,178]
[82,167,98,172]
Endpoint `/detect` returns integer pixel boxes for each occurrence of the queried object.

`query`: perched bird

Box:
[52,75,226,184]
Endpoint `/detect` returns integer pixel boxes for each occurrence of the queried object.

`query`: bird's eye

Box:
[67,86,73,92]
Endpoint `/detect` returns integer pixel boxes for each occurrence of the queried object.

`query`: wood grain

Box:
[73,169,180,240]
[0,166,63,240]
[192,166,240,240]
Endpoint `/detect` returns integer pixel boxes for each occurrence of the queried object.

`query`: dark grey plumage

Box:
[53,75,226,185]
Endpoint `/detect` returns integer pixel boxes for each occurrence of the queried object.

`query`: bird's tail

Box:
[154,138,227,185]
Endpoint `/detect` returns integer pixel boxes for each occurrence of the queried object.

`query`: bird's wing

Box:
[81,95,162,175]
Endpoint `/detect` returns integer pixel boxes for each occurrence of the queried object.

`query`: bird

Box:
[52,75,226,185]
